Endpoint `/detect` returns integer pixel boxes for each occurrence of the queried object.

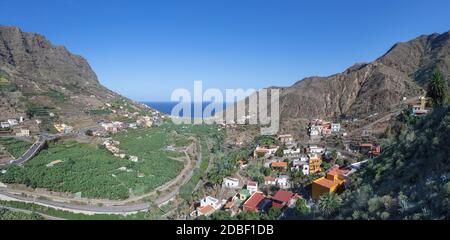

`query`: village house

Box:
[224,189,251,214]
[331,123,341,133]
[309,125,321,137]
[129,155,139,162]
[54,123,73,134]
[264,176,276,186]
[283,148,301,158]
[291,159,310,175]
[15,128,30,137]
[271,190,299,209]
[223,177,240,189]
[311,165,351,200]
[7,119,18,126]
[411,96,428,116]
[321,122,332,135]
[253,145,279,158]
[307,145,325,154]
[243,192,272,213]
[278,134,294,145]
[359,143,381,158]
[200,196,221,210]
[247,181,258,194]
[0,122,10,129]
[271,161,288,171]
[276,175,290,189]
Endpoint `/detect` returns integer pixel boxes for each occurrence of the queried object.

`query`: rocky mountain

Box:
[278,30,450,121]
[0,26,152,131]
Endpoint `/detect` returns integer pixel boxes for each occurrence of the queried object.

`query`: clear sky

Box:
[0,0,449,101]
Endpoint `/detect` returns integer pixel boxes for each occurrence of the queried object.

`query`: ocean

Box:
[143,102,230,118]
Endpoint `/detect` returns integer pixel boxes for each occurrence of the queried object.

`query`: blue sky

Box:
[0,0,449,101]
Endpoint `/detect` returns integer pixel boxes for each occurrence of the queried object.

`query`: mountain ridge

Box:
[0,25,153,131]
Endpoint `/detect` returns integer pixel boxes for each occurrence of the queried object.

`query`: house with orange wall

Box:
[311,166,351,200]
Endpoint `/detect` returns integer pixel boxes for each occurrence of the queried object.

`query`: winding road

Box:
[0,141,205,216]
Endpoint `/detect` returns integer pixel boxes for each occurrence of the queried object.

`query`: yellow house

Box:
[311,166,350,200]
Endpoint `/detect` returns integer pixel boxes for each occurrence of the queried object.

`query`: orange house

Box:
[311,166,350,200]
[271,161,288,171]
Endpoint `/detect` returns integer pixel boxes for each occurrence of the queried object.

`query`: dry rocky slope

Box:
[278,30,450,121]
[0,26,151,128]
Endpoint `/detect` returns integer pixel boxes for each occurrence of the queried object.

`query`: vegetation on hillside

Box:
[328,106,450,220]
[0,137,32,158]
[0,208,43,220]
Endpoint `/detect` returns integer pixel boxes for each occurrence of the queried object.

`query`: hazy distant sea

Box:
[143,102,230,118]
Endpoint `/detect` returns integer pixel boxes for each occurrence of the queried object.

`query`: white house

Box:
[7,119,18,126]
[264,176,276,186]
[16,129,30,137]
[222,177,240,189]
[283,148,301,157]
[309,126,321,136]
[247,181,258,194]
[301,164,310,176]
[200,196,221,210]
[278,134,294,144]
[331,123,341,133]
[0,122,10,129]
[308,145,325,154]
[276,176,290,189]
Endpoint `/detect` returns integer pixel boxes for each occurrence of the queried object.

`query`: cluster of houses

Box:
[191,178,300,218]
[268,145,325,176]
[0,117,31,137]
[102,139,138,162]
[308,119,342,139]
[100,121,128,133]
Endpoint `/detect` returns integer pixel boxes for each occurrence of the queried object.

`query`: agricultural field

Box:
[0,137,32,158]
[0,122,222,200]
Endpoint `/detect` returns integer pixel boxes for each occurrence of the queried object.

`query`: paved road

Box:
[14,136,46,166]
[0,141,204,216]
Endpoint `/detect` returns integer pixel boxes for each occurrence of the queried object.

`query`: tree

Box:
[427,71,448,107]
[318,192,342,217]
[295,198,310,217]
[275,148,284,157]
[85,129,93,136]
[262,208,282,220]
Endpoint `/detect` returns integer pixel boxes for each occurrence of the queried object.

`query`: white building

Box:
[309,126,321,136]
[222,177,240,189]
[278,134,294,144]
[331,123,341,133]
[308,145,325,154]
[0,122,10,129]
[247,181,258,194]
[200,196,221,210]
[283,148,301,157]
[276,176,290,189]
[16,129,30,137]
[7,119,18,126]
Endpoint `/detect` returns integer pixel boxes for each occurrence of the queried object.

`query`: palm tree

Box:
[318,192,342,217]
[427,71,449,107]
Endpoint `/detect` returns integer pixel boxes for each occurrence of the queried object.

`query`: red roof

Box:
[271,162,288,168]
[244,192,265,209]
[272,190,295,203]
